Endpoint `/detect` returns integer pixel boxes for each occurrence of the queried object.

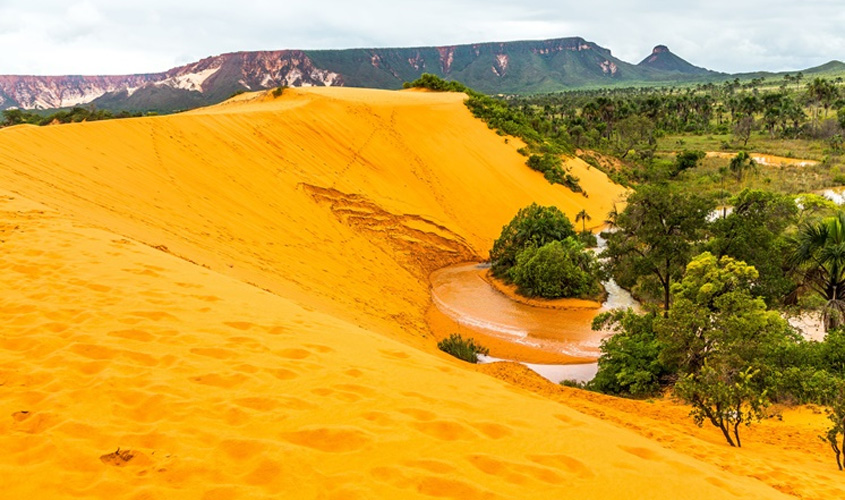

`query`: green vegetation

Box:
[1,106,145,128]
[590,310,666,397]
[593,253,793,446]
[790,212,845,331]
[490,203,602,300]
[509,239,603,299]
[404,74,581,192]
[514,75,845,458]
[660,254,791,447]
[708,189,798,306]
[437,334,489,363]
[603,183,713,312]
[822,383,845,470]
[272,86,287,98]
[489,203,576,277]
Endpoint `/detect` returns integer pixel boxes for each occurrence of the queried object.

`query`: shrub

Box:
[508,238,603,299]
[490,203,576,277]
[272,86,286,98]
[577,230,598,248]
[589,310,668,397]
[437,334,489,363]
[403,74,471,93]
[526,153,582,190]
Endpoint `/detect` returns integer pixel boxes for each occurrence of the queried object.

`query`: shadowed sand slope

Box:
[0,191,791,499]
[0,87,625,344]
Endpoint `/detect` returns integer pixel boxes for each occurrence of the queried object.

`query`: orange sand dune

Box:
[0,87,624,346]
[0,88,826,498]
[0,191,794,499]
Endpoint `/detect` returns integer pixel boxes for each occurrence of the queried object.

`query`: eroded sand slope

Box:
[0,88,808,498]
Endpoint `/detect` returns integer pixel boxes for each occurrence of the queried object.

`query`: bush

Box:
[272,86,286,98]
[437,334,489,363]
[403,73,472,94]
[527,153,582,190]
[577,230,598,248]
[490,203,576,276]
[589,310,668,397]
[508,238,603,299]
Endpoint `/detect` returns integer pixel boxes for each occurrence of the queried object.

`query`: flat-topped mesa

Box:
[0,36,716,112]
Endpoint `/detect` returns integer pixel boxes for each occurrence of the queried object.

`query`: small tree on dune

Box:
[658,253,792,447]
[821,382,845,470]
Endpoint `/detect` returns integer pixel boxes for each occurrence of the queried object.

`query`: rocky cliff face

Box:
[0,51,345,110]
[0,38,714,111]
[0,74,162,109]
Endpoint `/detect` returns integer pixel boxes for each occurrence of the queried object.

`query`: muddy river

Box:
[430,235,638,383]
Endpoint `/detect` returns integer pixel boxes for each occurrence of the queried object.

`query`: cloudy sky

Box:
[1,0,843,75]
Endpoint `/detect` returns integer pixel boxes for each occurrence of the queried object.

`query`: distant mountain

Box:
[802,60,845,75]
[637,45,712,75]
[0,36,830,113]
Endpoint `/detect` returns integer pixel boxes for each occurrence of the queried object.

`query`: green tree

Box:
[508,238,602,299]
[808,77,839,120]
[708,189,798,306]
[575,209,592,233]
[671,150,705,178]
[603,184,713,314]
[490,204,576,277]
[657,253,791,373]
[733,115,754,147]
[822,382,845,470]
[614,114,656,160]
[590,309,667,397]
[675,365,768,447]
[658,253,792,446]
[729,151,757,182]
[790,212,845,331]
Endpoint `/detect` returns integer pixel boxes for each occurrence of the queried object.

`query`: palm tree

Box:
[729,151,757,183]
[575,209,592,233]
[790,212,845,331]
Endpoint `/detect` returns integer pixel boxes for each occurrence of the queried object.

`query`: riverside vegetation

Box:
[406,73,845,464]
[489,203,604,300]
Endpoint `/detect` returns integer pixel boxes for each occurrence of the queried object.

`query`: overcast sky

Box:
[1,0,843,76]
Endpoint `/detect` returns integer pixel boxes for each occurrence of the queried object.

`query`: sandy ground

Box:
[0,87,836,498]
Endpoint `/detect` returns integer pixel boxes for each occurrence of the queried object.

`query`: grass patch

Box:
[437,334,490,363]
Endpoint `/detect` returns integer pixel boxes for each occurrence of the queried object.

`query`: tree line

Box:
[1,106,147,128]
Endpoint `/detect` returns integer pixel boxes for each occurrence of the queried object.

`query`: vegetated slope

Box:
[0,190,794,499]
[637,45,712,75]
[0,37,719,112]
[0,87,625,346]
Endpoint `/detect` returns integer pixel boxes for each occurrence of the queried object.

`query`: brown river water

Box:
[430,236,638,383]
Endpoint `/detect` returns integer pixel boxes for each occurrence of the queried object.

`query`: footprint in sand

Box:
[529,454,595,478]
[107,329,155,342]
[411,420,477,441]
[189,373,248,388]
[276,348,311,360]
[189,347,236,359]
[280,426,371,453]
[223,321,254,330]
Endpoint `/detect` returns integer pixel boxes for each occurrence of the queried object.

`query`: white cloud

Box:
[0,0,842,75]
